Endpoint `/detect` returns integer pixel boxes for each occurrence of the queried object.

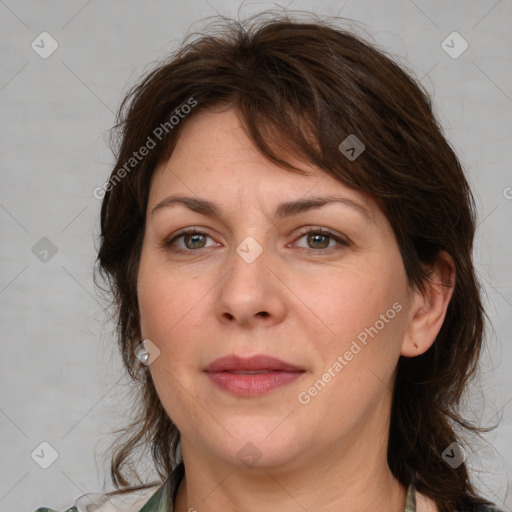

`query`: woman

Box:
[36,12,505,512]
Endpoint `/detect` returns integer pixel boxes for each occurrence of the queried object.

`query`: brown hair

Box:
[96,11,494,511]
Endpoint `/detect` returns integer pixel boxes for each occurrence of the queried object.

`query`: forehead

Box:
[152,109,353,196]
[144,110,402,250]
[147,108,385,229]
[156,108,312,183]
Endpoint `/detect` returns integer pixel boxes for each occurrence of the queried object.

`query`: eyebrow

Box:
[150,194,373,222]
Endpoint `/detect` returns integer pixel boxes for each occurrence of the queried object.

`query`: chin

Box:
[206,419,305,470]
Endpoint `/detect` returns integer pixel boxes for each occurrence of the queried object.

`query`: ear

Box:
[401,251,455,357]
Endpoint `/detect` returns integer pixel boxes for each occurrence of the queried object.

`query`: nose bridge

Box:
[214,234,286,327]
[224,234,269,305]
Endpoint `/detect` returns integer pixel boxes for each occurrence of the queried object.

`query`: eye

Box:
[162,227,349,255]
[163,229,218,253]
[293,227,349,254]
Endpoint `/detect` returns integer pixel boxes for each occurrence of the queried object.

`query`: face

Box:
[137,108,415,472]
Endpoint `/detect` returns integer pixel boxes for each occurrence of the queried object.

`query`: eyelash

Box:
[162,227,349,255]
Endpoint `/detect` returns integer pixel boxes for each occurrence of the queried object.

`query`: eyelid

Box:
[162,227,218,251]
[292,226,349,253]
[162,225,350,255]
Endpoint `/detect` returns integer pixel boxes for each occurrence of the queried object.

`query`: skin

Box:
[137,108,454,512]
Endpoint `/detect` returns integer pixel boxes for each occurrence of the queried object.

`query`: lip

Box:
[204,354,305,397]
[204,354,304,373]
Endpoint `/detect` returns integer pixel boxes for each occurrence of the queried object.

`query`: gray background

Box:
[1,1,511,510]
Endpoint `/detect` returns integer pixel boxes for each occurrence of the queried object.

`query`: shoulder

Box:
[34,483,162,512]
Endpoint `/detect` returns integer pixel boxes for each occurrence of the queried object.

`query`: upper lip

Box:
[204,354,304,373]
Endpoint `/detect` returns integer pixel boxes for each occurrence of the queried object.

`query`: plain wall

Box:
[1,1,511,510]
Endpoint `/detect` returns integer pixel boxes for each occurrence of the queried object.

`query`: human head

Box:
[97,12,486,511]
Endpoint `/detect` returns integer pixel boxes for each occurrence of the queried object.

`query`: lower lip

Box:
[205,371,304,396]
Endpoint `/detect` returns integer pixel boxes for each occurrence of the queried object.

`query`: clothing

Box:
[34,462,505,512]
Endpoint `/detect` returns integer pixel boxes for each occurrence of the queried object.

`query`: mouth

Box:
[204,354,304,373]
[204,354,305,396]
[223,370,275,374]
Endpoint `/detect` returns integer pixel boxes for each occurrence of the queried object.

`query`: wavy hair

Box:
[96,12,493,512]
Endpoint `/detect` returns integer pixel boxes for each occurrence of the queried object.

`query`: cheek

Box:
[301,260,409,405]
[313,264,408,349]
[137,258,207,426]
[296,278,408,436]
[137,260,223,430]
[138,248,202,336]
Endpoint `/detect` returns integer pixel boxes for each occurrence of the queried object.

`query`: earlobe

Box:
[401,251,456,358]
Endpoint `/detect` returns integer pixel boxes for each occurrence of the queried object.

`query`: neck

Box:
[174,381,405,511]
[174,431,405,512]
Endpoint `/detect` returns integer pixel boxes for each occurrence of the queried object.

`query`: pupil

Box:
[308,233,329,249]
[186,234,205,249]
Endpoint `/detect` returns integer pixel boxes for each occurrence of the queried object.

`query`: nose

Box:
[213,241,287,329]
